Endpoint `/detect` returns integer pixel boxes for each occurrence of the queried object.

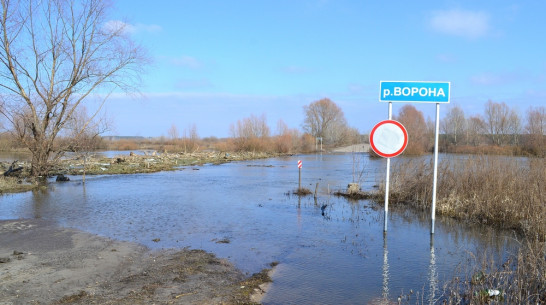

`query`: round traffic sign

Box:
[370,120,408,158]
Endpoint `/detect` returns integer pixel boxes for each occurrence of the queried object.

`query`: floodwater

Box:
[0,151,31,162]
[0,153,518,304]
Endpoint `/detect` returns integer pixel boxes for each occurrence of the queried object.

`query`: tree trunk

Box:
[83,154,87,184]
[30,146,51,177]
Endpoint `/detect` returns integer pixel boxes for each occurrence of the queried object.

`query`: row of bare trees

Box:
[387,101,545,156]
[167,123,199,153]
[225,98,360,153]
[442,101,545,155]
[229,114,315,153]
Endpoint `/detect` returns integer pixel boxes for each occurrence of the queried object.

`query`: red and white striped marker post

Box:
[297,160,302,190]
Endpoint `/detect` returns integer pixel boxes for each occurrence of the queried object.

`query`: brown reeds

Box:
[381,155,546,304]
[378,155,546,238]
[293,187,312,196]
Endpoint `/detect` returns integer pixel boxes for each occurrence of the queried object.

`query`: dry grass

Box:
[445,144,530,156]
[377,155,545,304]
[378,155,545,238]
[103,135,317,155]
[293,187,312,196]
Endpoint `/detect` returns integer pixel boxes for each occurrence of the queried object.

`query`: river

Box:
[0,152,518,304]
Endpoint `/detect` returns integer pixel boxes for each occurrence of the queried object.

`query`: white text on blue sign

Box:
[380,81,450,103]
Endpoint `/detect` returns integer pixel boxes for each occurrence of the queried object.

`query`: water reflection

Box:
[382,233,390,302]
[429,235,437,304]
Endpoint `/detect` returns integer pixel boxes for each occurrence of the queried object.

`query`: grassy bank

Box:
[378,155,545,238]
[0,151,283,193]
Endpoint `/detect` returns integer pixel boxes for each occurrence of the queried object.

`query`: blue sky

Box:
[102,0,546,138]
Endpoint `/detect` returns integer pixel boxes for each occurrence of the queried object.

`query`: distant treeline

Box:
[388,101,545,157]
[1,100,543,157]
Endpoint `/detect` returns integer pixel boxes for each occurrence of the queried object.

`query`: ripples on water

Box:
[0,153,517,304]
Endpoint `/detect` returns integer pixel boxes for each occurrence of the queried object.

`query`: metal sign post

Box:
[431,103,440,234]
[385,103,392,232]
[379,81,450,234]
[370,106,409,232]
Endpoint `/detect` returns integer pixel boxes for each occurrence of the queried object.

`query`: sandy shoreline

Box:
[0,219,270,304]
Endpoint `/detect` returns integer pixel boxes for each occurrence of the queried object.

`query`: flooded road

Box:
[0,153,517,304]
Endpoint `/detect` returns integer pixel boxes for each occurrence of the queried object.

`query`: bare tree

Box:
[64,106,108,183]
[483,100,520,145]
[231,114,270,139]
[276,119,288,137]
[0,0,146,177]
[167,124,179,141]
[395,104,429,155]
[466,115,486,146]
[524,106,545,156]
[230,113,270,151]
[508,109,522,145]
[303,98,348,145]
[274,119,302,153]
[525,106,546,136]
[441,104,466,145]
[182,123,199,153]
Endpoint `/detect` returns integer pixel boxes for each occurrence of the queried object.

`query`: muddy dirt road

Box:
[0,219,269,304]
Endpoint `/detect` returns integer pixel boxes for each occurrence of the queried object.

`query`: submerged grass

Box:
[293,187,312,196]
[376,155,546,304]
[439,238,546,305]
[0,176,39,193]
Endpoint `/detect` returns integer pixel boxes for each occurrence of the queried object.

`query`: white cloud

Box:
[103,20,162,35]
[429,9,490,39]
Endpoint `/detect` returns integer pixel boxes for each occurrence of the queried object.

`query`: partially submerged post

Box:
[297,160,302,190]
[430,103,441,234]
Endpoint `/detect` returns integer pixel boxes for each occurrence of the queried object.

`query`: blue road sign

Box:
[380,81,450,103]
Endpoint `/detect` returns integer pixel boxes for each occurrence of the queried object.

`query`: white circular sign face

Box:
[370,120,408,158]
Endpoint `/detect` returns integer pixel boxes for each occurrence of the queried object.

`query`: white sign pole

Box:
[431,103,440,234]
[384,102,392,232]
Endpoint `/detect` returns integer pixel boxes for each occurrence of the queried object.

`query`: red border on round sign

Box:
[370,120,408,158]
